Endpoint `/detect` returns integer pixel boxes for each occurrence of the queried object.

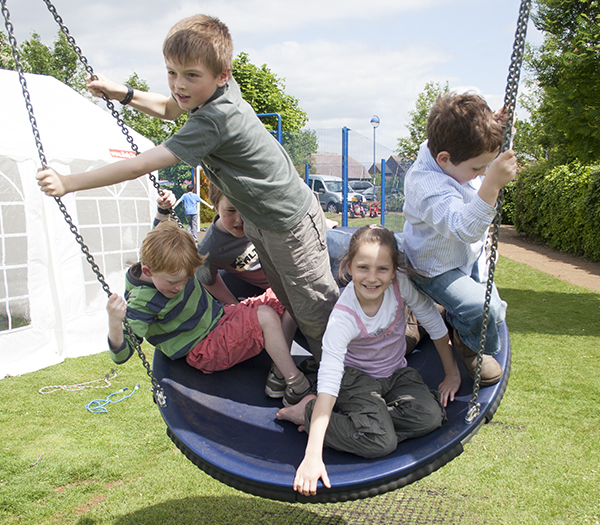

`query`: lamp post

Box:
[370,115,380,197]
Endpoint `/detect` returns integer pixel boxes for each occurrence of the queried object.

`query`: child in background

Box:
[195,182,269,304]
[277,225,461,496]
[37,14,338,361]
[402,92,517,386]
[106,221,312,407]
[174,183,202,241]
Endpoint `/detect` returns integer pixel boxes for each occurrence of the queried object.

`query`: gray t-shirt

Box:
[196,217,269,289]
[164,77,312,232]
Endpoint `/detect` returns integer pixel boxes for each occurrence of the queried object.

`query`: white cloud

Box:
[245,38,451,148]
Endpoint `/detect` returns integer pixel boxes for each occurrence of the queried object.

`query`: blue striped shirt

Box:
[402,141,497,278]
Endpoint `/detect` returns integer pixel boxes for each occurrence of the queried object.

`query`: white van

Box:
[307,175,362,213]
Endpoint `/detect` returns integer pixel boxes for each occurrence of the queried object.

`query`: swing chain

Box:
[2,0,166,407]
[466,0,532,424]
[41,0,183,228]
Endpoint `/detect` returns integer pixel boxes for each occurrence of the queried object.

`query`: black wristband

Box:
[120,84,134,105]
[157,206,171,215]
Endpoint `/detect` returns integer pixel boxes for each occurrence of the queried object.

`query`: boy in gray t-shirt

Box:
[37,14,338,361]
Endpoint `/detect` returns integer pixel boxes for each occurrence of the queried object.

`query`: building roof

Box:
[309,152,370,179]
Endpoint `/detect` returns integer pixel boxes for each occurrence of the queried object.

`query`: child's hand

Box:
[107,293,127,322]
[293,456,331,496]
[478,149,517,206]
[487,149,517,187]
[36,167,67,197]
[86,73,128,102]
[157,190,176,209]
[438,372,461,407]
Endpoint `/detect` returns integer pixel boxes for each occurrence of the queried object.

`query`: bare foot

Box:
[276,394,316,429]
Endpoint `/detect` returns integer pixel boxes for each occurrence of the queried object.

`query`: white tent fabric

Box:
[0,70,157,378]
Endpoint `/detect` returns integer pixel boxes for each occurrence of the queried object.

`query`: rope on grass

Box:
[86,384,140,414]
[38,370,117,394]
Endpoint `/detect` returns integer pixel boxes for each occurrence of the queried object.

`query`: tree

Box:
[232,52,316,174]
[0,32,16,70]
[526,0,600,165]
[232,52,308,132]
[396,81,449,160]
[17,31,86,93]
[282,129,318,173]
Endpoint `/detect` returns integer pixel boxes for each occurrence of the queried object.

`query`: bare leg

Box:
[281,310,297,349]
[257,305,299,380]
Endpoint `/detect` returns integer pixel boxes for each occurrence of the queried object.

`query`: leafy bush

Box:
[501,181,516,225]
[514,161,600,261]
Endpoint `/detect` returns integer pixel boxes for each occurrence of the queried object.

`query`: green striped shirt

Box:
[109,263,224,364]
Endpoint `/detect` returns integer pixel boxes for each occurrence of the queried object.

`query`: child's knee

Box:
[256,304,279,328]
[389,392,445,441]
[356,432,398,459]
[488,297,507,325]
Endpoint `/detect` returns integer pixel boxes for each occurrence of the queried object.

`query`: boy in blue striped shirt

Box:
[106,221,312,406]
[402,92,517,386]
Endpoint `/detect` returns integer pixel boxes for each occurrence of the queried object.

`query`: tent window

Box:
[0,164,30,332]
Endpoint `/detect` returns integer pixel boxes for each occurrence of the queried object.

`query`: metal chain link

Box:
[465,0,532,424]
[2,0,166,407]
[40,0,183,227]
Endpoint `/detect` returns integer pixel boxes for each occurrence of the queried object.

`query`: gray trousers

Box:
[305,366,445,459]
[244,197,339,360]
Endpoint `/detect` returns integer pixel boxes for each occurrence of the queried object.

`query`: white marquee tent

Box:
[0,70,157,378]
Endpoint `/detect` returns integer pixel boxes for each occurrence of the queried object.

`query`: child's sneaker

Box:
[265,365,286,398]
[283,372,314,407]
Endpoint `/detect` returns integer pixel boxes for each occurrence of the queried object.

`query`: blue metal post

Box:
[305,163,309,185]
[256,113,283,144]
[342,127,349,227]
[380,158,386,227]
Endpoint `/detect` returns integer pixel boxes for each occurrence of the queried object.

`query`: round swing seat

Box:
[152,322,510,503]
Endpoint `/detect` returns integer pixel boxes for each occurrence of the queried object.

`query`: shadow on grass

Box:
[103,495,344,525]
[75,486,484,525]
[500,287,600,336]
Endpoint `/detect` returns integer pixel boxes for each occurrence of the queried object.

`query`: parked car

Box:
[308,175,362,213]
[349,180,376,201]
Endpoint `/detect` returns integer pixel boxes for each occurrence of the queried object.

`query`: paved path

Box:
[498,225,600,293]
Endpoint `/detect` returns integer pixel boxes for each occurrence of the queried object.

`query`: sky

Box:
[5,0,543,152]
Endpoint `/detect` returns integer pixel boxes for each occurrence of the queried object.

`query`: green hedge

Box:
[513,161,600,261]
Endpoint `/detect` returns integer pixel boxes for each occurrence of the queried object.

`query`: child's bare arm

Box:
[107,293,127,349]
[86,74,184,121]
[203,274,240,305]
[478,149,518,206]
[293,393,336,496]
[36,145,179,197]
[431,334,461,406]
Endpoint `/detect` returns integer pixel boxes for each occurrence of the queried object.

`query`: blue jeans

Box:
[410,266,506,355]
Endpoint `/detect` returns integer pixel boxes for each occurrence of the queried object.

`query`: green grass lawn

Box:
[1,256,599,525]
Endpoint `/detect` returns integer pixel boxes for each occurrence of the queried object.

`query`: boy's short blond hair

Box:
[163,14,233,78]
[427,92,503,164]
[140,222,205,277]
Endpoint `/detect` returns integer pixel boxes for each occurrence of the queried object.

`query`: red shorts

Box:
[186,288,285,373]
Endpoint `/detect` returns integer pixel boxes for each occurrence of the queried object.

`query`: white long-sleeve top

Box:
[317,271,448,398]
[403,141,497,279]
